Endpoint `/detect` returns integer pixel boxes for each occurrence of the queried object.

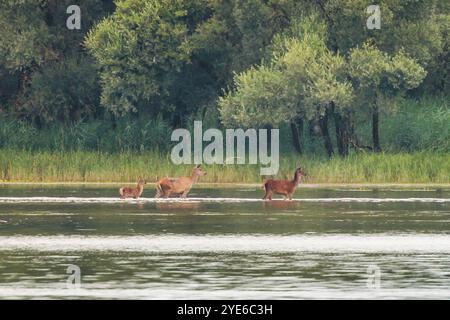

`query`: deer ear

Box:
[196,164,201,168]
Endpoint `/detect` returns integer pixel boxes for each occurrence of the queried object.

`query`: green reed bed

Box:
[0,150,449,184]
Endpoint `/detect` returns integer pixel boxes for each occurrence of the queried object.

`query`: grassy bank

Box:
[0,150,448,184]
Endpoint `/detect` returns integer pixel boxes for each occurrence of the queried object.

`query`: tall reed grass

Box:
[1,150,448,183]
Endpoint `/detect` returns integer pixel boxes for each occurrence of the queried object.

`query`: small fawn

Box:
[155,165,207,198]
[119,178,147,199]
[263,167,307,200]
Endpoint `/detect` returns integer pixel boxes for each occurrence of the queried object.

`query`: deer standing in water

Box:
[263,167,307,200]
[155,165,206,198]
[119,178,147,199]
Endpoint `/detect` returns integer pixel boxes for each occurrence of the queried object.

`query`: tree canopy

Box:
[0,0,448,155]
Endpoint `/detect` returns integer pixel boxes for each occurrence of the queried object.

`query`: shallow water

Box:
[0,185,449,299]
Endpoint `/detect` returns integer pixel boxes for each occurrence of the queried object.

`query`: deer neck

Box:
[190,172,199,184]
[293,172,301,186]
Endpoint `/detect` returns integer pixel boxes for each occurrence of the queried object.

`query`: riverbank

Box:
[0,150,449,184]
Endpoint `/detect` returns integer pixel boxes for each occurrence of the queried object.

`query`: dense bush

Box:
[0,96,448,154]
[0,115,171,153]
[358,96,450,152]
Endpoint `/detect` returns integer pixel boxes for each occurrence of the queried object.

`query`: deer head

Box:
[193,164,207,176]
[296,167,307,176]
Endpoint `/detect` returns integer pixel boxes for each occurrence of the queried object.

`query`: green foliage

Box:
[85,0,306,123]
[316,0,445,60]
[0,0,114,125]
[219,26,354,126]
[348,43,427,113]
[373,96,450,152]
[0,114,171,153]
[388,50,428,90]
[85,0,207,116]
[219,66,294,127]
[348,44,391,89]
[17,57,101,124]
[0,0,54,72]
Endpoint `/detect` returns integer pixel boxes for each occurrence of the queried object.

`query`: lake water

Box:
[0,185,449,299]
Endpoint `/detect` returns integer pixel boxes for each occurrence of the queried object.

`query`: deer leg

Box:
[180,191,188,198]
[263,185,272,200]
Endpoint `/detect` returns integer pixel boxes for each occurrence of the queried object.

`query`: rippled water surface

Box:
[0,185,449,299]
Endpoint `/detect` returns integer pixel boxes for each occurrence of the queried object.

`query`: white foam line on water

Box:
[0,234,449,253]
[0,286,449,299]
[0,197,449,203]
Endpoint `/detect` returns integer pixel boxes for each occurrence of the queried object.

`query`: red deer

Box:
[263,167,307,200]
[119,178,146,199]
[155,165,206,198]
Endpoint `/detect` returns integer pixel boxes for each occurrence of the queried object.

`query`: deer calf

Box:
[263,167,307,200]
[155,165,206,198]
[119,178,146,199]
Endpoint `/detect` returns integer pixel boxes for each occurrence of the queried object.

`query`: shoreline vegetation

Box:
[1,2,448,189]
[1,151,448,184]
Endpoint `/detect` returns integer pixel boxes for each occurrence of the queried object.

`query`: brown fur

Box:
[155,165,206,198]
[263,167,307,200]
[119,178,146,199]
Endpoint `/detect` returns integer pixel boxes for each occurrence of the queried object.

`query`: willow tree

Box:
[314,0,444,150]
[276,34,354,156]
[219,30,354,157]
[348,44,427,151]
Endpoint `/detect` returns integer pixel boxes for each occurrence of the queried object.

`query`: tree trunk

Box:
[111,113,117,130]
[372,104,381,152]
[290,119,303,154]
[334,112,349,157]
[319,113,334,158]
[266,124,273,150]
[297,118,304,152]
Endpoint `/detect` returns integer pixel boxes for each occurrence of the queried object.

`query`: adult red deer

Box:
[119,178,146,199]
[155,165,206,198]
[263,167,307,200]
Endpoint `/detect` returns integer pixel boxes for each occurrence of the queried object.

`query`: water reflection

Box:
[0,186,449,299]
[155,202,201,210]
